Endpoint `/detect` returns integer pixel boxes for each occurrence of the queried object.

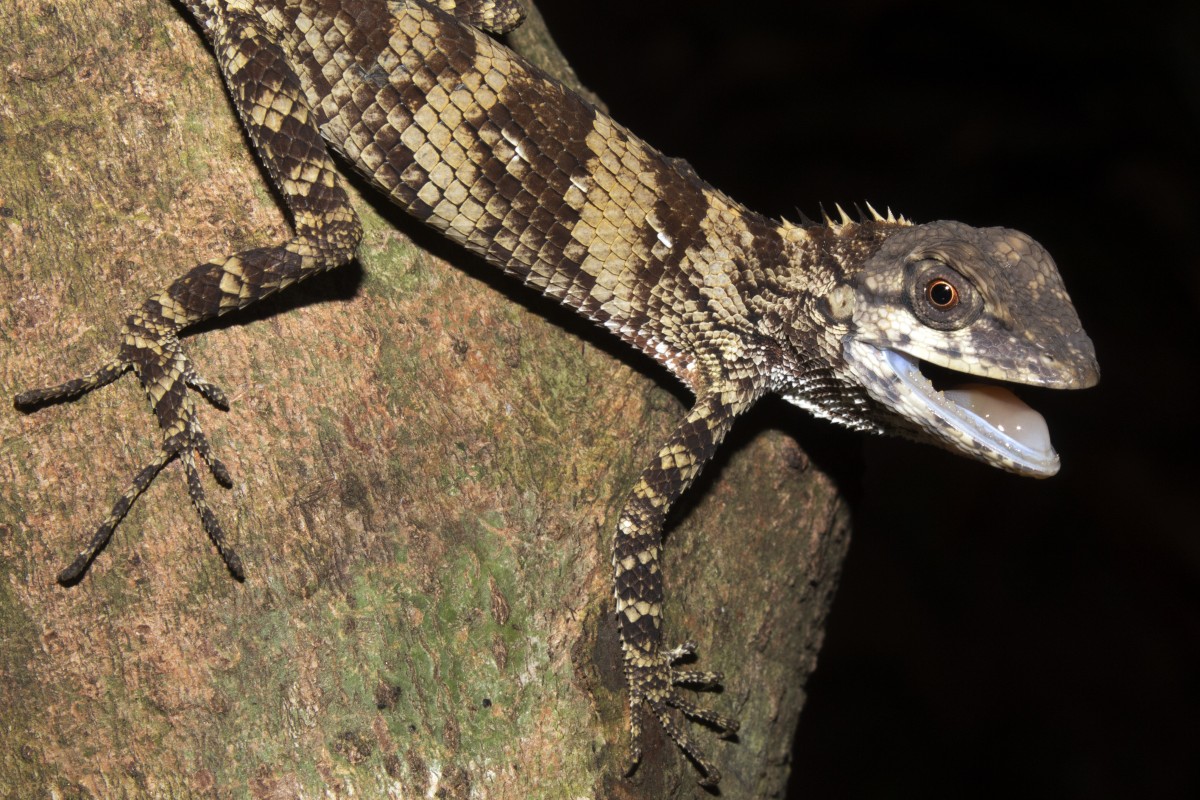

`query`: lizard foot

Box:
[626,641,740,787]
[15,329,242,583]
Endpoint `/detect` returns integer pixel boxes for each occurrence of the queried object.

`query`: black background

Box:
[541,1,1200,797]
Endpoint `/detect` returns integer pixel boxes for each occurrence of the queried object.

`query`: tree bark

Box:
[0,1,850,797]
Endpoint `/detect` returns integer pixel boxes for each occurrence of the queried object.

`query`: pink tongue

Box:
[942,383,1051,454]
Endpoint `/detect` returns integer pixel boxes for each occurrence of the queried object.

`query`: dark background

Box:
[541,1,1200,797]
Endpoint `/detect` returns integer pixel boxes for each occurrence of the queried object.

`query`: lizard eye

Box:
[925,278,959,309]
[906,259,981,330]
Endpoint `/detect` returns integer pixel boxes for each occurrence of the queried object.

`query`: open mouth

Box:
[883,348,1058,475]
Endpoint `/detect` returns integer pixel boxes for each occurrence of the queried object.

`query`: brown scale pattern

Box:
[16,0,767,783]
[15,0,1100,787]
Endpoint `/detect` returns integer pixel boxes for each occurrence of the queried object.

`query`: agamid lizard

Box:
[13,0,1098,786]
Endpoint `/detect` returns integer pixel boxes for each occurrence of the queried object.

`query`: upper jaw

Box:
[842,339,1095,476]
[927,329,1100,392]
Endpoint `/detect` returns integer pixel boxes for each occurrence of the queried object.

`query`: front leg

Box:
[615,386,759,785]
[15,11,361,581]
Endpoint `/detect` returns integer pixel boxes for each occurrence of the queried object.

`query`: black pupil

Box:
[929,280,955,306]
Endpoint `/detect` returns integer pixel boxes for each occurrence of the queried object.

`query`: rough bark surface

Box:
[0,1,850,797]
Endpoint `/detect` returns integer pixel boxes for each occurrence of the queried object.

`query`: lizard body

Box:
[15,0,1099,784]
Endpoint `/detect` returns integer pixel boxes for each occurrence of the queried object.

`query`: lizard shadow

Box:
[183,256,366,336]
[350,170,869,512]
[675,396,867,524]
[343,162,697,410]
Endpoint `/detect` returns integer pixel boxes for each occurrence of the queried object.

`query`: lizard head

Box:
[836,219,1099,476]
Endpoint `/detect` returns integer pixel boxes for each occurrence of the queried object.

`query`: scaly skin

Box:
[15,0,1098,784]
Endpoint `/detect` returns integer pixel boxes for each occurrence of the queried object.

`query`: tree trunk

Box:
[0,1,850,796]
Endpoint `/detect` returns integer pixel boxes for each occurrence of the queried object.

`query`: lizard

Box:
[13,0,1099,786]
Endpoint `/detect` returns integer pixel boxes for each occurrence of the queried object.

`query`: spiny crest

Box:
[863,201,897,224]
[784,202,911,235]
[832,201,911,234]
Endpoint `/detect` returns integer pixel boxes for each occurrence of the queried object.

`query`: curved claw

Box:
[20,326,241,582]
[54,427,243,583]
[185,369,229,409]
[625,640,739,786]
[56,447,173,584]
[666,693,738,736]
[182,449,243,580]
[14,358,129,410]
[654,705,723,788]
[194,432,233,487]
